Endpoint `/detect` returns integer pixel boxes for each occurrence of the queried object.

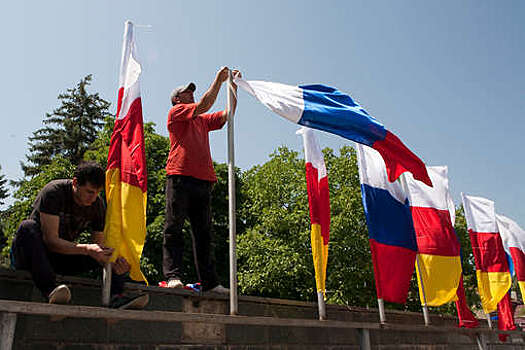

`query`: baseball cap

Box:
[170,82,196,104]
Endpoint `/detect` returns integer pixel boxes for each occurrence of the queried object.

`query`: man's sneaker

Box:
[167,278,184,288]
[110,294,149,310]
[48,284,71,304]
[208,284,230,294]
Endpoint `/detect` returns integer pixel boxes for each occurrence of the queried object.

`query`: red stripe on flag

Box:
[509,247,525,281]
[455,274,479,328]
[107,97,147,192]
[116,87,124,119]
[372,131,432,187]
[468,230,509,273]
[410,207,460,256]
[305,163,330,245]
[497,292,516,341]
[370,239,416,303]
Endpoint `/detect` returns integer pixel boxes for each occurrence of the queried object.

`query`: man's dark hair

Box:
[74,161,105,188]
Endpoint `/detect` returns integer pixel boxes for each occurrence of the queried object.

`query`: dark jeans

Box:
[11,220,125,299]
[163,175,218,290]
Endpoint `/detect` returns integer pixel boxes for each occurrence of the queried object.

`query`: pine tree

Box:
[22,75,111,177]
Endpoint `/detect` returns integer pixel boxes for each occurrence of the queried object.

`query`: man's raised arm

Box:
[193,66,230,116]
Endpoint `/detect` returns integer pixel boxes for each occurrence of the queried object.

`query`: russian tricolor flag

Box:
[236,79,432,187]
[357,144,417,303]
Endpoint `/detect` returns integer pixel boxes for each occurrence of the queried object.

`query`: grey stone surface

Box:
[107,320,183,344]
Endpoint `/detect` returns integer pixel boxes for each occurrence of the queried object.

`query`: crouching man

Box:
[11,161,148,309]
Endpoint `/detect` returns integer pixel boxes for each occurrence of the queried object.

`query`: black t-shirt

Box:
[30,179,105,242]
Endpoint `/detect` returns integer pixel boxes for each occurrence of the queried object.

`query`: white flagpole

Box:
[102,263,112,306]
[377,298,386,324]
[317,292,327,320]
[486,313,493,329]
[227,70,238,315]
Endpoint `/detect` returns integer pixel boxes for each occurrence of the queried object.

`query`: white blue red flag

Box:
[357,144,417,303]
[236,78,432,187]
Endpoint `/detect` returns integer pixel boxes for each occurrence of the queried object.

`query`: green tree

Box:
[237,145,379,306]
[0,166,8,206]
[1,157,75,265]
[22,75,110,177]
[0,165,9,256]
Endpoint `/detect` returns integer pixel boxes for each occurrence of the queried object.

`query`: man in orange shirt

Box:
[164,67,240,293]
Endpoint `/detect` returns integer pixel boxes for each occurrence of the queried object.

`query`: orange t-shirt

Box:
[165,103,226,182]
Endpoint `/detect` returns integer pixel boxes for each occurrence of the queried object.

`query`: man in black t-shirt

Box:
[11,161,148,309]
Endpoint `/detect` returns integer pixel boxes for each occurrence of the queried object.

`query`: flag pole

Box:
[227,70,238,315]
[415,255,431,326]
[102,262,111,306]
[377,298,386,324]
[317,292,327,320]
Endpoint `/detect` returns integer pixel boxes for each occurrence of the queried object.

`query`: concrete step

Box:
[1,268,524,349]
[0,268,451,325]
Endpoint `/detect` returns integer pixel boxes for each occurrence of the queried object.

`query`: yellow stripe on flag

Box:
[416,254,461,306]
[476,270,511,314]
[311,223,328,294]
[104,168,148,283]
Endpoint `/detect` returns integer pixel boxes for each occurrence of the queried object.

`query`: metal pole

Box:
[415,255,431,326]
[317,292,326,320]
[377,298,386,324]
[227,70,238,315]
[476,333,488,350]
[102,263,112,306]
[486,314,492,329]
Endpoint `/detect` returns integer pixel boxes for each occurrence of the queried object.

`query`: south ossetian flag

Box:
[357,144,417,303]
[403,166,462,306]
[462,194,511,314]
[496,214,525,299]
[297,127,330,296]
[235,78,432,187]
[104,21,148,283]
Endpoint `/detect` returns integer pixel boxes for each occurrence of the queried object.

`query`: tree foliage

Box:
[0,166,8,207]
[22,75,110,177]
[1,157,75,264]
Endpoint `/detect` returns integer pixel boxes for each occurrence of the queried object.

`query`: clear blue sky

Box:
[1,1,524,226]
